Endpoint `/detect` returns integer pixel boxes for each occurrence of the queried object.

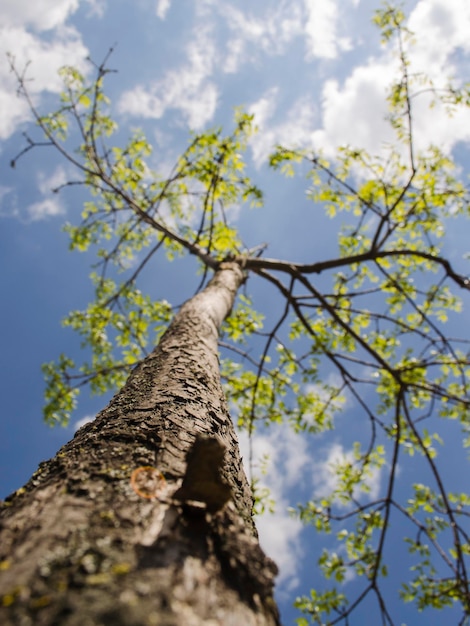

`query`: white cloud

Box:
[236,407,382,587]
[311,442,382,504]
[73,414,95,431]
[83,0,106,19]
[303,0,352,59]
[0,80,30,141]
[408,91,470,155]
[0,185,15,218]
[405,0,470,152]
[0,2,89,140]
[221,2,303,73]
[256,507,303,589]
[27,198,65,221]
[0,0,79,32]
[308,0,470,158]
[223,38,246,75]
[26,166,68,221]
[408,0,470,74]
[248,87,279,129]
[300,376,348,430]
[0,167,66,221]
[118,26,218,129]
[248,91,317,166]
[0,185,13,202]
[155,0,171,20]
[238,425,311,587]
[202,0,356,74]
[37,166,68,195]
[2,25,89,91]
[311,59,395,157]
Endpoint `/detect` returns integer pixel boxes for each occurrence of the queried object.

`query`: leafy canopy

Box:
[11,3,470,625]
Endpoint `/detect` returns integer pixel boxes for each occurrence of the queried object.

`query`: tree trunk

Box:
[0,262,280,626]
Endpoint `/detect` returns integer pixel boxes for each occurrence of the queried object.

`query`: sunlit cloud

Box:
[1,0,80,32]
[311,442,382,504]
[308,0,470,158]
[220,2,303,73]
[408,0,470,74]
[37,166,67,196]
[303,0,353,59]
[27,198,65,221]
[248,87,279,129]
[310,59,395,157]
[73,414,95,431]
[249,91,316,166]
[155,0,171,20]
[238,425,312,587]
[118,25,218,129]
[84,0,106,19]
[0,1,89,140]
[406,0,470,152]
[0,185,16,219]
[26,166,68,221]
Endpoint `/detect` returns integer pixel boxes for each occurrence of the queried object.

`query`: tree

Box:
[2,4,470,625]
[0,262,279,625]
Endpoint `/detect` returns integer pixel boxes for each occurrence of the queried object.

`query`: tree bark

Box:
[0,262,280,626]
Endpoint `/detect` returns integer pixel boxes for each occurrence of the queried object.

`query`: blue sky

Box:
[1,0,470,624]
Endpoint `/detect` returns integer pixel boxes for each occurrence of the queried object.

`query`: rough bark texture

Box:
[0,262,280,626]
